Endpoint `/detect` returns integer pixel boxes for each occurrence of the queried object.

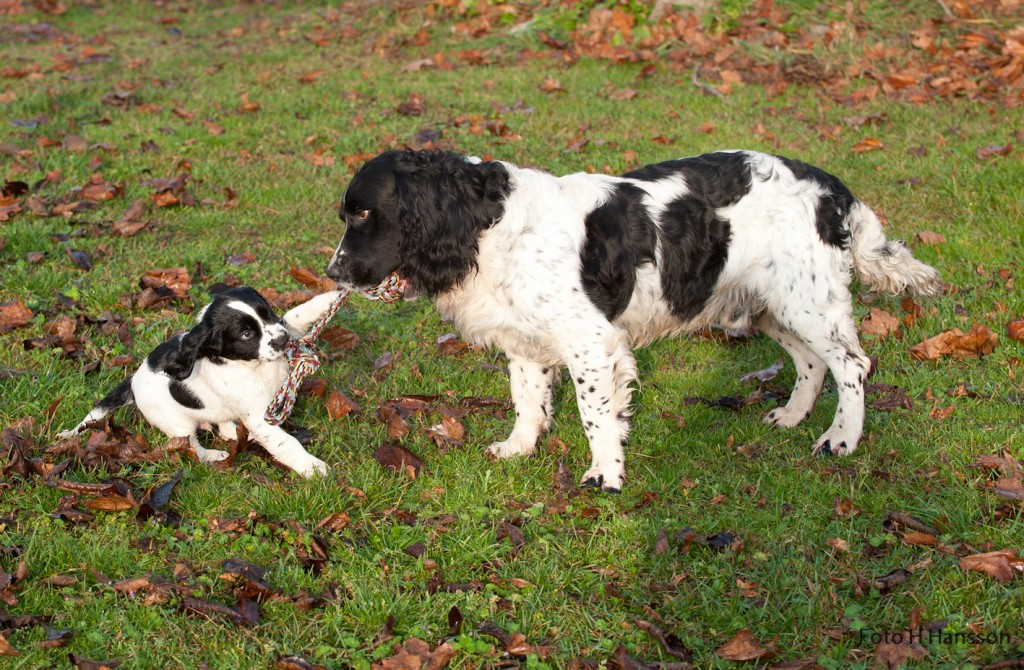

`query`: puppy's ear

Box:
[396,153,510,296]
[164,322,216,380]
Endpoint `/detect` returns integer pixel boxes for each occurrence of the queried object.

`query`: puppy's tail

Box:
[847,201,943,297]
[56,377,135,439]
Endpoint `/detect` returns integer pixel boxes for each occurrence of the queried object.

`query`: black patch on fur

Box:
[580,183,657,320]
[152,287,279,380]
[623,151,753,209]
[169,380,204,409]
[327,149,511,297]
[94,377,135,412]
[625,154,744,320]
[775,156,854,249]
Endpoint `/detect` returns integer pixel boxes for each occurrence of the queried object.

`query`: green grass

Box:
[1,1,1022,668]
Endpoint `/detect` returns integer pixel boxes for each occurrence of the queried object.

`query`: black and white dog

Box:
[59,287,340,477]
[326,149,942,492]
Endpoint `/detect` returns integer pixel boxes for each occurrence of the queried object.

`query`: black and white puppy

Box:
[59,287,341,477]
[326,149,942,492]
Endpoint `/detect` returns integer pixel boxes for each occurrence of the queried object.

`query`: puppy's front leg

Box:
[282,290,344,338]
[245,420,329,477]
[563,331,637,493]
[488,356,556,458]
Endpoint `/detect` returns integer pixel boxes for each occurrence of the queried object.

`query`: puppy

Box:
[59,287,341,477]
[326,149,942,491]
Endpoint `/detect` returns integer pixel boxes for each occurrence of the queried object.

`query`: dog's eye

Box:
[354,209,369,221]
[240,329,254,340]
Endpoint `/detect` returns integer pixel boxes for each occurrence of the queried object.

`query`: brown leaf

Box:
[427,415,464,450]
[738,359,784,383]
[82,494,136,512]
[540,76,566,93]
[69,654,123,669]
[317,512,350,532]
[716,629,775,661]
[1008,320,1024,342]
[873,629,929,668]
[635,619,692,661]
[396,94,426,116]
[909,323,997,360]
[139,267,191,297]
[976,144,1013,160]
[860,308,901,338]
[496,521,526,556]
[901,530,937,547]
[959,549,1024,582]
[609,88,638,100]
[325,390,360,419]
[0,632,19,657]
[62,134,89,152]
[436,333,468,355]
[852,137,884,153]
[320,326,359,350]
[914,230,946,245]
[373,442,423,478]
[0,300,33,333]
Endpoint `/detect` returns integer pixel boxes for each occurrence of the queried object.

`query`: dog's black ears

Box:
[394,152,510,296]
[164,322,217,380]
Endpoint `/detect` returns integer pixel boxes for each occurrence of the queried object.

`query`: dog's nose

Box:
[270,332,290,351]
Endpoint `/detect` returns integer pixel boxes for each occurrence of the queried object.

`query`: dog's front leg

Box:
[282,290,344,337]
[488,356,556,458]
[564,331,637,493]
[244,420,329,477]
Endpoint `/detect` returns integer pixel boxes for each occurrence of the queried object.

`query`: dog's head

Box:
[160,287,290,380]
[325,149,511,297]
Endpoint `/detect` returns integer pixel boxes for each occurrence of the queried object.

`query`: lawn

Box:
[1,1,1022,668]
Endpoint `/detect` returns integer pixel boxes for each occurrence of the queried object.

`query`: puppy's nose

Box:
[270,332,290,351]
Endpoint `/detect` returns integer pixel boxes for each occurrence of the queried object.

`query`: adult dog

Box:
[59,287,339,476]
[326,149,942,492]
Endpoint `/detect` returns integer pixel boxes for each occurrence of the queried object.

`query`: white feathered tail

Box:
[847,202,943,297]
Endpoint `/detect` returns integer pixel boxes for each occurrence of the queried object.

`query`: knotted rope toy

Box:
[264,273,404,426]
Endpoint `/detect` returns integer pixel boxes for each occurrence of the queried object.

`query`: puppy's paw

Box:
[579,465,623,493]
[488,437,535,459]
[763,406,807,428]
[292,456,330,477]
[195,446,231,463]
[55,428,79,441]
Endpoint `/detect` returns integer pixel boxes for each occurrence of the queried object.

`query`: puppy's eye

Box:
[354,209,369,221]
[240,330,254,340]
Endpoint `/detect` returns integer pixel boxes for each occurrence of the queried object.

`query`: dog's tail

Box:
[847,201,943,297]
[56,377,135,439]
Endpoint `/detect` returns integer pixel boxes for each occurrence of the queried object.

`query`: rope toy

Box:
[264,273,404,426]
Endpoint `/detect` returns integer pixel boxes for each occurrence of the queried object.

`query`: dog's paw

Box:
[195,446,230,463]
[55,428,79,441]
[488,438,535,459]
[763,406,806,428]
[812,432,856,457]
[293,456,330,477]
[579,465,623,493]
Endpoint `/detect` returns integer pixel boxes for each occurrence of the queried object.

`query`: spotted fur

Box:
[58,287,342,477]
[327,149,942,492]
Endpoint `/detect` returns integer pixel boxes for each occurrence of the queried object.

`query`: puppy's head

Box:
[162,287,289,380]
[325,149,510,297]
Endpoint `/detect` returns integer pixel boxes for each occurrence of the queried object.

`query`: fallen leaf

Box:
[852,137,884,153]
[976,143,1013,160]
[69,654,122,669]
[915,230,946,245]
[1008,320,1024,341]
[0,300,33,333]
[860,308,901,338]
[325,390,360,419]
[959,549,1024,582]
[716,629,775,661]
[909,323,997,360]
[373,442,423,478]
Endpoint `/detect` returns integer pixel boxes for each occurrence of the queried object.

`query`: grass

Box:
[1,1,1022,668]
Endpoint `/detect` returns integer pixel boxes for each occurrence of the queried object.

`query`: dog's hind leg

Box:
[56,377,135,439]
[758,315,827,428]
[779,299,870,457]
[188,434,230,463]
[563,330,636,493]
[488,356,556,459]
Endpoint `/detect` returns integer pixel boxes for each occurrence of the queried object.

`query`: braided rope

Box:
[264,273,403,426]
